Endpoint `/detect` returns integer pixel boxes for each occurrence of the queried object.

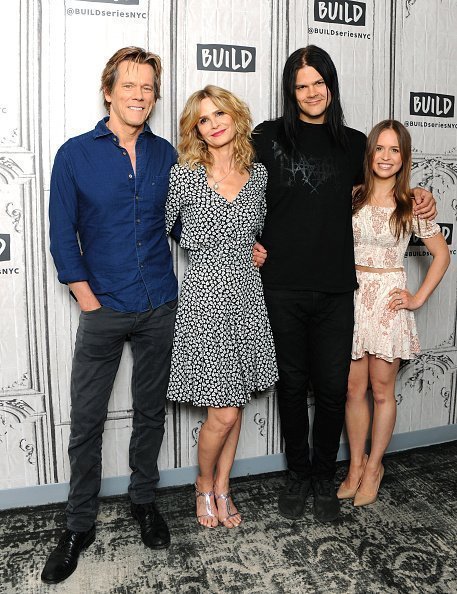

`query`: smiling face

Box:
[295,65,331,124]
[372,128,403,180]
[196,97,236,151]
[104,60,156,134]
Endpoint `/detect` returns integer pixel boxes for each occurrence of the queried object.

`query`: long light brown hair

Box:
[100,46,162,112]
[353,120,413,238]
[178,85,254,171]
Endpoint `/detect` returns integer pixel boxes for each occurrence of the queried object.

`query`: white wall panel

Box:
[391,0,457,430]
[0,0,53,487]
[393,0,457,153]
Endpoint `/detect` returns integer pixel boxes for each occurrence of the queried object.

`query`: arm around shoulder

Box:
[411,187,437,220]
[165,163,185,237]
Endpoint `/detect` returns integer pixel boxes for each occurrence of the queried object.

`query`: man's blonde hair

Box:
[100,46,162,112]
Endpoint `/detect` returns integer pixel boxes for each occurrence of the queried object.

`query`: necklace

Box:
[209,166,233,191]
[371,186,395,207]
[371,194,395,208]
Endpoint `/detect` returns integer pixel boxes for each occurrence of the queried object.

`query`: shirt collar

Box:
[93,116,155,139]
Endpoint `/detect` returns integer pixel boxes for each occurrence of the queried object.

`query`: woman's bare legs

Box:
[339,356,370,493]
[214,409,242,527]
[196,406,241,527]
[358,356,400,494]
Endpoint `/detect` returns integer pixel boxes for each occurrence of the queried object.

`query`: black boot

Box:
[41,526,96,584]
[313,478,340,522]
[131,502,170,549]
[278,471,312,519]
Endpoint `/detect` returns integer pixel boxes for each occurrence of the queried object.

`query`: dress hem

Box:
[351,349,419,364]
[166,379,278,408]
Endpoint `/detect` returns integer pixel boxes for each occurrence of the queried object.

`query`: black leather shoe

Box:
[131,502,170,549]
[40,526,96,584]
[278,471,312,519]
[313,478,340,522]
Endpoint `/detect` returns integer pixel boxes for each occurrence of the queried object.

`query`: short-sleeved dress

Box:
[165,162,278,408]
[352,204,441,362]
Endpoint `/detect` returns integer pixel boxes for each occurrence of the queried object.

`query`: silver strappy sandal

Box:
[194,483,218,528]
[215,491,241,528]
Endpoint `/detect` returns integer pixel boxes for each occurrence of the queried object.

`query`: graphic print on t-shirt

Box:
[272,140,336,193]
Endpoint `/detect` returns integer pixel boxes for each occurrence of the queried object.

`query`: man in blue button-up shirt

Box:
[42,47,178,585]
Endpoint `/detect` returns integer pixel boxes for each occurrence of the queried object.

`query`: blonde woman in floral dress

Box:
[337,120,449,506]
[166,86,278,528]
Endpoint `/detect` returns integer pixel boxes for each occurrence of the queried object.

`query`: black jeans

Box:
[264,288,354,480]
[65,302,177,531]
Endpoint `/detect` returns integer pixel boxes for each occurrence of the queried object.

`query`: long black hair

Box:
[279,45,347,156]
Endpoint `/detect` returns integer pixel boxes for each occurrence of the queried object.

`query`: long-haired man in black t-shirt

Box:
[252,45,436,522]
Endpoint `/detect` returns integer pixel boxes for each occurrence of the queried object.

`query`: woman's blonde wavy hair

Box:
[178,85,254,172]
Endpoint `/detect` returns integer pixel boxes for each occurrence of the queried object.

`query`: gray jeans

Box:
[65,301,177,531]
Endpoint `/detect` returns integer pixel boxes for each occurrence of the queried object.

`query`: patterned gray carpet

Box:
[1,441,457,594]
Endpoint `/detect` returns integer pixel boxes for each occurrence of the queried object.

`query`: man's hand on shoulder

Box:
[69,281,102,312]
[412,187,437,220]
[253,242,267,268]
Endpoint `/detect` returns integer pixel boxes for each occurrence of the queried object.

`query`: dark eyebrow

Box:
[295,78,324,88]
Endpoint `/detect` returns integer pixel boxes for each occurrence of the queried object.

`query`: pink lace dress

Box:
[352,205,441,362]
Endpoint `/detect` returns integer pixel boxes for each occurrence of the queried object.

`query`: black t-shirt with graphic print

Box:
[252,117,366,293]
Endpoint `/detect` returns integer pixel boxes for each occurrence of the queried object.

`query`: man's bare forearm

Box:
[68,281,101,311]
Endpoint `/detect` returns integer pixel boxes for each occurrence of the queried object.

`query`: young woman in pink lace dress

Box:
[337,120,449,506]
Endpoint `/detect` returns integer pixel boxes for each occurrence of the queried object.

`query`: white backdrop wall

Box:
[0,0,456,501]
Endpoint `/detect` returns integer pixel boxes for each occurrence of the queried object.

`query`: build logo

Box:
[410,93,455,118]
[74,0,139,5]
[314,1,366,26]
[0,234,11,261]
[197,44,256,73]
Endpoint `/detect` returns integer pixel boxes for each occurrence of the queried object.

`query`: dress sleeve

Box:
[412,216,442,239]
[165,165,182,236]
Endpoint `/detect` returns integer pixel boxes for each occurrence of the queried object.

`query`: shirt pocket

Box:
[149,174,171,211]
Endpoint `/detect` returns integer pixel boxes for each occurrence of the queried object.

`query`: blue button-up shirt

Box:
[49,117,178,312]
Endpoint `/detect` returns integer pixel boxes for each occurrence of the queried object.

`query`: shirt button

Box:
[113,137,118,142]
[122,151,127,156]
[140,264,144,268]
[151,182,155,186]
[128,174,133,179]
[137,241,142,246]
[135,195,139,200]
[136,218,141,223]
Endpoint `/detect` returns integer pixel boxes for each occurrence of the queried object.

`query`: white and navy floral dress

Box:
[165,163,278,408]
